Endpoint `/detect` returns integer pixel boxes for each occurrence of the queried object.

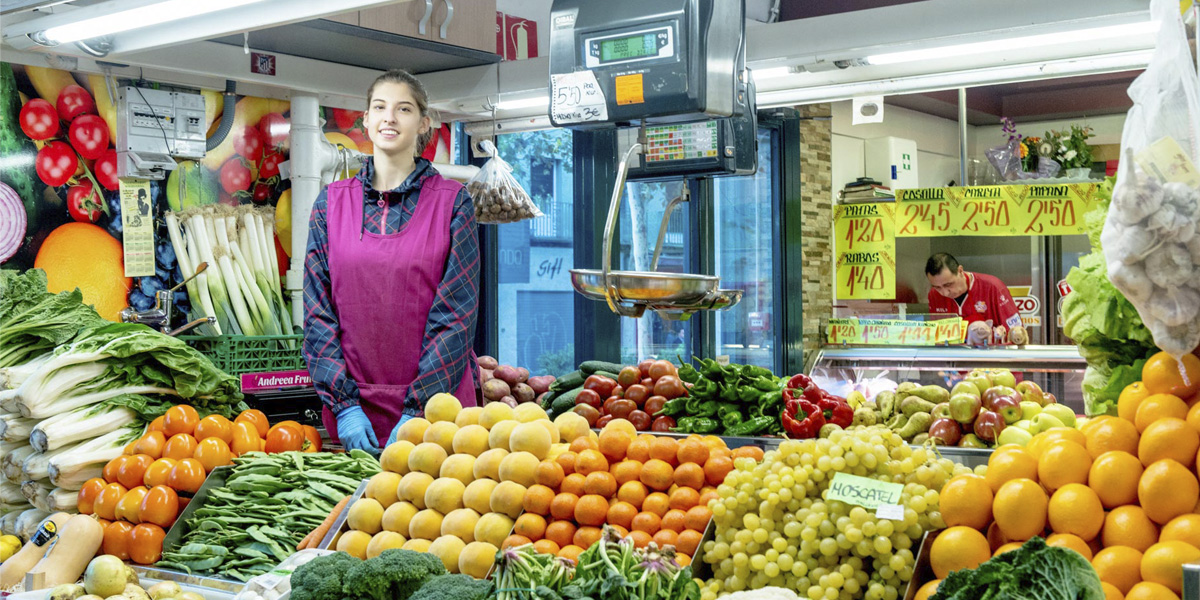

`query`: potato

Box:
[512,383,536,404]
[477,356,499,370]
[482,379,511,403]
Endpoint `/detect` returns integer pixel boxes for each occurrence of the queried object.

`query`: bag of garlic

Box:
[1101,0,1200,359]
[465,139,545,225]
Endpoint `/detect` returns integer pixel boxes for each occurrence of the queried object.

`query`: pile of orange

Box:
[928,351,1200,600]
[78,406,297,566]
[503,420,760,565]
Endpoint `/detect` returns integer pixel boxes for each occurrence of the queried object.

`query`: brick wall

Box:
[798,104,834,359]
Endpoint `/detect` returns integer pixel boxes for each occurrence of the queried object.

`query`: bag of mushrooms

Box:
[466,140,544,224]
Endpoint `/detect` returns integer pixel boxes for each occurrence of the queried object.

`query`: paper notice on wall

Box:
[119,179,156,277]
[852,95,885,125]
[551,70,608,124]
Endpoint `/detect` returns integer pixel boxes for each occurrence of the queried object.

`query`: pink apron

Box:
[320,174,478,443]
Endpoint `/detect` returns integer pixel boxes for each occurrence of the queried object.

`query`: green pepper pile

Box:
[659,358,785,437]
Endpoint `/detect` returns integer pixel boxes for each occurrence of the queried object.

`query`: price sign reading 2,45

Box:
[898,201,952,236]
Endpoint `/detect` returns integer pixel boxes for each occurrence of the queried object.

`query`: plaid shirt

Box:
[302,158,479,418]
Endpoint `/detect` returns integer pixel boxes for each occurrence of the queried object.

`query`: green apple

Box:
[1040,403,1077,428]
[1020,401,1042,421]
[1013,419,1034,431]
[958,433,989,448]
[965,372,992,393]
[951,381,981,397]
[997,426,1034,447]
[990,369,1017,389]
[1030,413,1066,433]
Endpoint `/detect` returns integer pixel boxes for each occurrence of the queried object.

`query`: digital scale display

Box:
[600,33,658,62]
[585,26,673,68]
[643,121,719,163]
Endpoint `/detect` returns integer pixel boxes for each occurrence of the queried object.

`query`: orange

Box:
[34,222,132,320]
[1028,427,1088,459]
[676,529,703,556]
[913,580,942,600]
[607,501,637,529]
[545,520,577,548]
[698,488,720,508]
[642,492,670,517]
[1046,533,1093,561]
[1048,483,1104,540]
[524,485,555,516]
[502,534,532,550]
[550,493,579,521]
[1142,540,1200,593]
[1159,513,1200,549]
[609,524,630,539]
[674,553,692,567]
[573,526,602,549]
[668,487,700,511]
[560,473,586,496]
[514,513,547,541]
[612,460,643,486]
[1089,451,1143,508]
[576,450,609,476]
[618,481,648,509]
[1085,417,1140,459]
[685,506,713,532]
[929,526,991,579]
[1094,546,1146,594]
[1125,582,1180,600]
[569,437,598,454]
[940,474,994,530]
[558,544,585,563]
[598,429,631,462]
[1037,440,1092,492]
[532,539,560,555]
[574,494,609,527]
[1139,459,1200,524]
[1186,401,1200,434]
[1120,382,1154,423]
[648,438,679,466]
[535,460,566,489]
[1101,582,1125,600]
[673,463,706,491]
[1138,418,1199,467]
[984,447,1039,491]
[626,439,651,462]
[732,446,764,462]
[993,478,1048,541]
[987,521,1012,553]
[1102,506,1159,552]
[629,530,652,549]
[652,529,678,548]
[1142,351,1200,399]
[702,434,727,450]
[676,440,710,466]
[1136,394,1189,433]
[640,459,675,491]
[583,471,617,498]
[661,509,687,533]
[556,451,578,475]
[703,456,734,487]
[631,511,662,534]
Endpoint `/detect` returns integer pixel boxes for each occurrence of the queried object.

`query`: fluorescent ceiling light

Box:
[753,67,794,80]
[495,96,549,111]
[866,21,1159,66]
[43,0,269,44]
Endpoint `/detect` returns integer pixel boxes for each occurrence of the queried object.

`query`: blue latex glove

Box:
[388,414,415,445]
[336,406,380,454]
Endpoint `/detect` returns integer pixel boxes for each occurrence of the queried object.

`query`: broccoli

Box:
[409,574,493,600]
[290,551,361,600]
[341,548,447,600]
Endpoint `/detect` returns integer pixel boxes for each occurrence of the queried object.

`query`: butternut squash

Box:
[0,511,71,588]
[26,515,103,590]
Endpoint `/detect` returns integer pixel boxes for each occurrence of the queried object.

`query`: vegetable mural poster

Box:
[0,62,451,324]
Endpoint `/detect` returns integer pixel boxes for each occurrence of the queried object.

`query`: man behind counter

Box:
[925,253,1029,346]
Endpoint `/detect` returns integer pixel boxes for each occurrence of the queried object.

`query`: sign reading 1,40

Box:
[844,265,886,297]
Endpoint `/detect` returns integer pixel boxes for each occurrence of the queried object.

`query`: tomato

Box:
[143,458,176,488]
[602,397,621,415]
[258,113,290,149]
[264,425,304,453]
[147,415,167,434]
[573,404,601,427]
[116,486,148,524]
[133,431,166,459]
[67,114,110,160]
[219,159,252,195]
[575,389,602,410]
[624,385,650,406]
[117,454,154,489]
[94,482,128,520]
[644,395,667,416]
[103,456,126,484]
[162,433,199,461]
[231,421,261,456]
[163,405,200,437]
[251,182,271,204]
[638,360,654,379]
[77,477,106,515]
[611,385,624,399]
[609,399,637,420]
[19,98,59,140]
[627,410,652,431]
[129,523,166,565]
[167,458,207,494]
[330,107,361,130]
[617,366,641,389]
[194,437,233,471]
[652,376,685,400]
[648,360,677,381]
[583,375,617,398]
[56,85,96,122]
[194,414,234,444]
[651,415,676,432]
[641,378,655,388]
[302,425,322,453]
[66,180,102,223]
[273,420,303,433]
[103,521,134,560]
[596,414,614,429]
[140,485,180,529]
[232,125,265,163]
[36,141,78,187]
[259,151,283,179]
[94,149,119,191]
[235,409,270,437]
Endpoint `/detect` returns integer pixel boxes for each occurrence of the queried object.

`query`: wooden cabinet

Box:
[358,0,497,53]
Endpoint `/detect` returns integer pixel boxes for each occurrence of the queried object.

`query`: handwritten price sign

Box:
[550,71,608,125]
[836,250,895,300]
[834,203,895,253]
[894,183,1100,237]
[826,318,967,346]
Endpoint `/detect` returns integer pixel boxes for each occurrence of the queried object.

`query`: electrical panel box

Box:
[865,136,918,191]
[116,86,207,180]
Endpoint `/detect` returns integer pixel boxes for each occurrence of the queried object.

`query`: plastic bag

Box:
[985,139,1062,181]
[465,139,544,224]
[1101,0,1200,359]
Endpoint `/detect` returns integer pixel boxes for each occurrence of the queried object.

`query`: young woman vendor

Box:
[303,70,480,454]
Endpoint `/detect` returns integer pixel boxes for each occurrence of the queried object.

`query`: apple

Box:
[1042,392,1058,405]
[959,433,989,448]
[1020,401,1042,421]
[931,403,952,420]
[996,425,1034,447]
[1015,381,1045,405]
[981,386,1018,412]
[990,369,1017,389]
[951,381,981,398]
[965,371,992,394]
[928,418,963,446]
[1040,403,1077,428]
[949,393,982,425]
[1030,412,1066,433]
[991,395,1023,424]
[973,410,1006,443]
[1012,419,1034,431]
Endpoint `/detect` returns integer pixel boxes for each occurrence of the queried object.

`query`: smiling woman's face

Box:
[364,81,429,157]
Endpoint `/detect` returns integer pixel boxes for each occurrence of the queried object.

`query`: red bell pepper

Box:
[818,395,854,428]
[782,397,824,438]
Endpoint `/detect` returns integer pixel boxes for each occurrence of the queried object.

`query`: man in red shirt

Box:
[925,253,1029,345]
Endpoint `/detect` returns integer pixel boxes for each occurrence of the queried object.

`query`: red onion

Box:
[0,182,26,263]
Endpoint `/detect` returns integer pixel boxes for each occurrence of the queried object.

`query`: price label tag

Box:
[551,70,608,124]
[875,504,905,521]
[895,184,1098,237]
[1135,136,1200,187]
[828,473,904,510]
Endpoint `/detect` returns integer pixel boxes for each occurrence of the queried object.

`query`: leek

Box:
[190,212,238,335]
[48,427,136,491]
[1,444,34,483]
[20,479,50,512]
[0,354,51,390]
[166,212,220,335]
[0,482,24,506]
[22,444,74,481]
[0,414,35,443]
[47,487,78,512]
[30,404,137,452]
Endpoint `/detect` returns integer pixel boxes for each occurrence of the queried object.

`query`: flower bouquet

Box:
[986,117,1062,181]
[1045,125,1096,178]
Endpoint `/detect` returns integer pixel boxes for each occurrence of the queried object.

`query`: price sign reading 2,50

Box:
[899,202,951,235]
[962,200,1011,232]
[1024,199,1076,234]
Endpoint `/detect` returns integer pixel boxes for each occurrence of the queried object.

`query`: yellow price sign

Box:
[827,318,967,346]
[835,250,895,300]
[895,183,1101,237]
[834,203,895,253]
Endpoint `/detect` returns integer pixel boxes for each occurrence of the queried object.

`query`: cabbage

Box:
[932,537,1104,600]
